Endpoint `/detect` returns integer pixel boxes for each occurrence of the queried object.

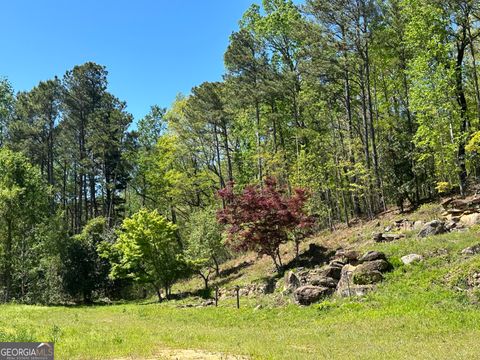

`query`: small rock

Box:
[450,199,470,209]
[294,285,332,305]
[202,299,215,307]
[320,264,343,280]
[359,251,386,263]
[401,253,423,265]
[344,250,360,262]
[461,244,480,256]
[373,232,384,242]
[334,248,345,257]
[382,233,405,242]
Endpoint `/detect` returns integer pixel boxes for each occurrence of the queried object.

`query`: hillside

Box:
[3,200,480,359]
[173,201,470,304]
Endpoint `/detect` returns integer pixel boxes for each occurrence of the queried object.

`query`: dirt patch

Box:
[114,349,249,360]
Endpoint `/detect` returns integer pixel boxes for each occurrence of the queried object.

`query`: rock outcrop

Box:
[441,195,480,228]
[291,250,392,303]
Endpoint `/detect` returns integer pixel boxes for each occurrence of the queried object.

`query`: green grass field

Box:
[4,206,480,359]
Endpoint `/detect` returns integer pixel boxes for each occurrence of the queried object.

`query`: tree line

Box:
[0,0,479,303]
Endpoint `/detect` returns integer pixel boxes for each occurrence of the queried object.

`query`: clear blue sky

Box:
[0,0,259,122]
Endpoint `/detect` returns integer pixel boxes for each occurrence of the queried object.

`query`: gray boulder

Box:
[401,254,423,265]
[356,259,391,273]
[359,251,386,263]
[418,220,447,238]
[335,264,376,297]
[351,259,390,285]
[294,285,331,305]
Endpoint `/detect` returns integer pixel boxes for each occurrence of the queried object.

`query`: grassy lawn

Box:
[4,208,480,359]
[2,292,480,359]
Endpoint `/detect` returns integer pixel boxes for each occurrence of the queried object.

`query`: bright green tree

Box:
[184,206,228,290]
[104,209,185,301]
[0,149,50,301]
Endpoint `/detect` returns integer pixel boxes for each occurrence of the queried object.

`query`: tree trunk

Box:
[255,99,263,183]
[156,287,162,302]
[221,119,233,182]
[212,256,220,277]
[4,218,13,302]
[199,272,209,291]
[467,20,480,123]
[455,38,469,196]
[213,123,225,189]
[344,54,361,217]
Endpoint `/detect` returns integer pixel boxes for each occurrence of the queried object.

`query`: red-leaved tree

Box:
[217,177,314,272]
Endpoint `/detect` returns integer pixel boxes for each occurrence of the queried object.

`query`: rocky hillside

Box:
[174,198,480,309]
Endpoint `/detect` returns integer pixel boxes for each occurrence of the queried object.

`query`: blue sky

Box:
[0,0,259,122]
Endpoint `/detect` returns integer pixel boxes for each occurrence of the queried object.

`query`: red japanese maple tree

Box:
[217,177,314,272]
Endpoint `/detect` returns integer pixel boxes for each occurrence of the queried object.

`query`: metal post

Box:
[235,286,240,309]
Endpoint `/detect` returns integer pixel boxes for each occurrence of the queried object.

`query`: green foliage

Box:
[2,0,480,305]
[104,209,185,301]
[0,78,15,146]
[0,148,52,302]
[60,217,109,303]
[184,206,229,288]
